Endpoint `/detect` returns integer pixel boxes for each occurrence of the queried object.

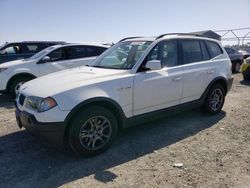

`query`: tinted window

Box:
[74,46,86,58]
[181,40,202,64]
[85,46,108,57]
[225,48,232,54]
[86,46,99,57]
[24,44,40,53]
[47,48,63,61]
[146,40,178,67]
[206,41,223,58]
[200,41,210,60]
[72,46,107,59]
[230,48,236,54]
[98,47,108,54]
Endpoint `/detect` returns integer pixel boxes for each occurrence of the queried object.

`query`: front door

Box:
[133,40,183,116]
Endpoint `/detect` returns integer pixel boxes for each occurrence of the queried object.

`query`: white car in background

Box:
[0,43,108,97]
[16,33,233,156]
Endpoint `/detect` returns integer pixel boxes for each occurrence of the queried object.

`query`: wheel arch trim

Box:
[6,73,36,92]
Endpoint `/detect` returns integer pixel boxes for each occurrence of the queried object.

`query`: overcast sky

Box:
[0,0,249,45]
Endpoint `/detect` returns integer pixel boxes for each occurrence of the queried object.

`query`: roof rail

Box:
[21,41,65,43]
[156,33,205,40]
[119,36,143,42]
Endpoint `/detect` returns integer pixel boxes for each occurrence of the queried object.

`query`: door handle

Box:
[172,77,181,82]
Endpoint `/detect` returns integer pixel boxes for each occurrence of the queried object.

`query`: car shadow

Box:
[0,110,226,187]
[0,94,14,109]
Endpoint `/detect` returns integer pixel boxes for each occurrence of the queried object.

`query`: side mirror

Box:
[40,56,50,63]
[145,60,162,71]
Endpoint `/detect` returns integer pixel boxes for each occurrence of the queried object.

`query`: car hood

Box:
[0,59,34,68]
[20,66,130,97]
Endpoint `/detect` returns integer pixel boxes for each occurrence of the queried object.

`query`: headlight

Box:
[38,97,57,112]
[25,96,57,112]
[26,96,42,110]
[0,68,8,73]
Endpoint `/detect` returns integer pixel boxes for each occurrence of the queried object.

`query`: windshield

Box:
[25,46,58,60]
[89,41,152,69]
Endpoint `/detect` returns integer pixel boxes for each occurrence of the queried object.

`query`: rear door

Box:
[179,39,215,103]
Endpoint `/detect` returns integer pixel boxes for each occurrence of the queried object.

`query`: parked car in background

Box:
[0,43,108,97]
[225,47,244,73]
[15,33,233,156]
[238,48,250,59]
[241,57,250,80]
[0,41,65,64]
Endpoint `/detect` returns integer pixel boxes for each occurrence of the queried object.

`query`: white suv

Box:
[0,43,108,97]
[15,34,233,156]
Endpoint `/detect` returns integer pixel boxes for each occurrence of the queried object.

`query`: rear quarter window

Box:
[206,41,223,58]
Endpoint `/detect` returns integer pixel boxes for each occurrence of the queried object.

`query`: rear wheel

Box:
[9,77,32,98]
[68,106,118,157]
[203,84,225,115]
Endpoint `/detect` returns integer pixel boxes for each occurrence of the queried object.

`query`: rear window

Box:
[206,41,223,58]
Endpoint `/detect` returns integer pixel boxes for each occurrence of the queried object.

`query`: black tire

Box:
[68,106,118,157]
[243,75,250,80]
[203,84,225,115]
[9,77,32,98]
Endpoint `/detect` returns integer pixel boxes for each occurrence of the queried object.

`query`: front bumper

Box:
[15,106,66,149]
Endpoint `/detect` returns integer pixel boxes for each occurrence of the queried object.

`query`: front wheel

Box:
[9,77,32,98]
[68,106,118,157]
[203,84,225,115]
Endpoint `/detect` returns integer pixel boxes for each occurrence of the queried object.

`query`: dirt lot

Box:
[0,73,250,188]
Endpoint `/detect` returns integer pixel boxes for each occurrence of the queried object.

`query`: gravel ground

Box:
[0,73,250,188]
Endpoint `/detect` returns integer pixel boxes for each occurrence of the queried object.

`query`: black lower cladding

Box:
[15,107,66,149]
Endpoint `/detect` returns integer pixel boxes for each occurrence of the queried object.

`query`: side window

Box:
[24,44,39,53]
[63,47,75,60]
[206,41,223,58]
[74,46,87,58]
[181,40,202,64]
[200,41,210,60]
[0,45,23,55]
[47,48,63,62]
[225,48,231,54]
[231,48,236,54]
[86,46,97,57]
[98,47,108,55]
[146,40,178,68]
